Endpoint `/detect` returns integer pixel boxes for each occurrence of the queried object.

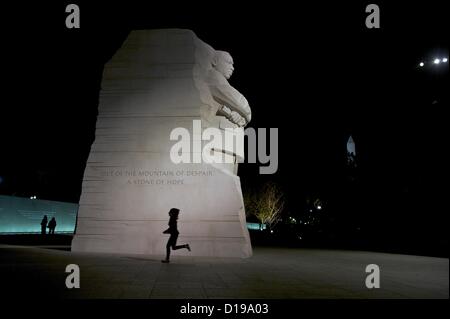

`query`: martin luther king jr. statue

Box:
[72,29,253,258]
[208,51,251,128]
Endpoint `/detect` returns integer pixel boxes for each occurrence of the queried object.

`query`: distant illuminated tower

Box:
[346,135,356,167]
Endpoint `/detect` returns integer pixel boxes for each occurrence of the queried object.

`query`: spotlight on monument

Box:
[434,58,441,64]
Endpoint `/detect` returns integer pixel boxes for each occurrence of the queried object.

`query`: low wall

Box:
[0,195,78,234]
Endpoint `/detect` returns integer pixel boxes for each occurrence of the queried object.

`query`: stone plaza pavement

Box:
[0,245,448,299]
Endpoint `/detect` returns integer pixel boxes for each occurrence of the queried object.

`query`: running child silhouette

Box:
[161,208,191,263]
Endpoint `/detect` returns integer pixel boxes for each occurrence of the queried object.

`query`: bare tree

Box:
[244,182,285,229]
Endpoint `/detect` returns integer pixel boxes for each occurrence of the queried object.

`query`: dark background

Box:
[1,1,448,256]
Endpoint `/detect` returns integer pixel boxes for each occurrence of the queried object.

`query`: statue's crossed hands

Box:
[229,111,247,127]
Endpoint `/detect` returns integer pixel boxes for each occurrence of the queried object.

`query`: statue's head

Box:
[213,51,234,79]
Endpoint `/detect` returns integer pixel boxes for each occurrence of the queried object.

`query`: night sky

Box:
[1,2,448,254]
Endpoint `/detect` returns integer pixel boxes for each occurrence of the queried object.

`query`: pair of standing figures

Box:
[161,208,191,263]
[40,215,57,235]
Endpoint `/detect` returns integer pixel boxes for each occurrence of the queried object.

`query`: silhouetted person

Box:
[40,215,48,235]
[161,208,190,263]
[48,217,57,235]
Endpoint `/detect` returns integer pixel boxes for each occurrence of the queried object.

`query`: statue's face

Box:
[214,52,234,79]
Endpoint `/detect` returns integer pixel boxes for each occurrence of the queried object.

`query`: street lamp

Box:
[417,57,448,69]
